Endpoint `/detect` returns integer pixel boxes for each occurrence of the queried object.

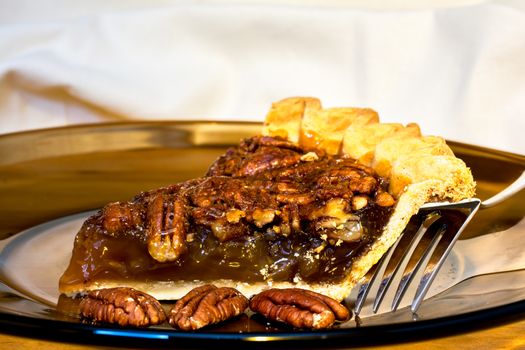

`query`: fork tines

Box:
[353,199,481,316]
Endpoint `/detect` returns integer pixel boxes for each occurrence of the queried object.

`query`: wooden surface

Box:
[1,317,525,350]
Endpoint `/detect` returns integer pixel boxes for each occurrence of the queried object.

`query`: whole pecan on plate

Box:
[168,284,249,331]
[79,287,166,327]
[249,288,350,329]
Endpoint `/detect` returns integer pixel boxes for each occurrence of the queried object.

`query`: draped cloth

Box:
[0,0,524,154]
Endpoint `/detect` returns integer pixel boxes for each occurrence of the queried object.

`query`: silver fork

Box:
[354,170,525,316]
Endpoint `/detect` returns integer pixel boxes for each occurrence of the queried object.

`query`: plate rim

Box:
[1,297,525,347]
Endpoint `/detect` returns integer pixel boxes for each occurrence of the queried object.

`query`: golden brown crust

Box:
[342,123,421,167]
[262,97,321,143]
[389,155,476,201]
[60,279,351,302]
[372,135,454,179]
[299,105,379,155]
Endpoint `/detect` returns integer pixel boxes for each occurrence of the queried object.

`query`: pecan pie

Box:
[59,97,475,301]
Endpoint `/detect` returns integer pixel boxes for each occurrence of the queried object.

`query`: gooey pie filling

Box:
[59,136,395,290]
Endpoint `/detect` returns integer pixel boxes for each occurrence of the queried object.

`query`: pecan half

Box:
[101,201,144,236]
[79,287,166,327]
[375,191,395,207]
[168,284,249,330]
[146,193,188,262]
[249,288,350,329]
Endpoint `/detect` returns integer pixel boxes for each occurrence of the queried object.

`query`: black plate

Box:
[1,121,524,348]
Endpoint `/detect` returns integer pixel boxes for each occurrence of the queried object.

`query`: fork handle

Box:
[458,169,525,278]
[455,219,525,279]
[481,170,525,208]
[428,170,525,298]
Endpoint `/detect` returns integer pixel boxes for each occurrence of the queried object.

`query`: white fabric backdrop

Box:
[0,0,524,154]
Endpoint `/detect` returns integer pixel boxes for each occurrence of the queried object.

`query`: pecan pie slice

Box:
[59,98,475,301]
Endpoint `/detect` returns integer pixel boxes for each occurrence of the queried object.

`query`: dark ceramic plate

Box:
[1,122,524,348]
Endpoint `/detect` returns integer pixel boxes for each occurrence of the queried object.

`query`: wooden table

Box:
[1,317,525,350]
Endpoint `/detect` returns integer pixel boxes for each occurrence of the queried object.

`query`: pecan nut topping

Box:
[79,287,166,327]
[249,288,350,329]
[168,284,249,331]
[147,193,188,262]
